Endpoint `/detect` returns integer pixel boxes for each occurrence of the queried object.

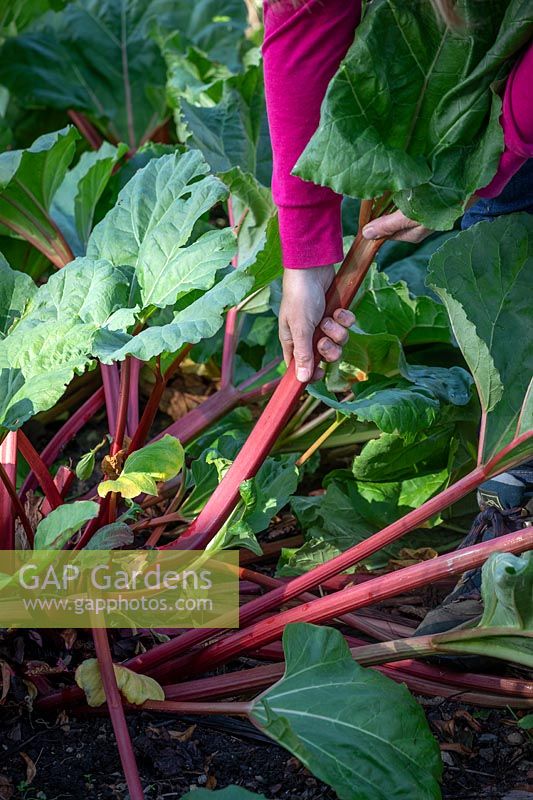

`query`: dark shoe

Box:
[416,461,533,640]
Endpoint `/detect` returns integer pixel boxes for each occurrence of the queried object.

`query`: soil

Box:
[0,699,531,800]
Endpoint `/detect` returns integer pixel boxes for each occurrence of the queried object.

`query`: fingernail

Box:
[362,225,376,239]
[297,368,310,382]
[322,318,332,330]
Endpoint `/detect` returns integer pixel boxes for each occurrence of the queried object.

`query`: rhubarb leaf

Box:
[251,623,442,800]
[0,0,172,147]
[309,364,472,439]
[94,268,253,364]
[296,0,532,229]
[157,0,248,73]
[98,435,184,499]
[181,65,272,185]
[181,790,267,800]
[280,469,452,575]
[0,126,78,262]
[353,266,452,346]
[34,501,99,550]
[75,658,164,707]
[0,257,131,431]
[88,150,236,312]
[428,213,533,466]
[0,254,36,336]
[238,455,300,535]
[51,142,128,255]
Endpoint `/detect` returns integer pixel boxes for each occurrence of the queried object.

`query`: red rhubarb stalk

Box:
[68,111,104,150]
[0,432,17,548]
[164,233,383,549]
[126,358,141,437]
[17,431,63,511]
[177,527,533,676]
[20,388,105,499]
[101,364,120,437]
[0,455,33,545]
[92,627,144,800]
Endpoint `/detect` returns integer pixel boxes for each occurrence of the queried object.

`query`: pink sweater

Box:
[263,0,533,269]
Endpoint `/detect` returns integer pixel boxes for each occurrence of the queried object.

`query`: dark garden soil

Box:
[0,698,532,800]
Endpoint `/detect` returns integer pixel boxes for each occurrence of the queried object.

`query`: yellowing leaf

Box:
[75,658,165,707]
[98,435,184,499]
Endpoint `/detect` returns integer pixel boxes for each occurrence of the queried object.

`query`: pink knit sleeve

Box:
[477,40,533,198]
[262,0,361,269]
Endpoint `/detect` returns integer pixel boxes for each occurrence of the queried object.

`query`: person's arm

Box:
[263,0,361,269]
[263,0,361,382]
[476,40,533,198]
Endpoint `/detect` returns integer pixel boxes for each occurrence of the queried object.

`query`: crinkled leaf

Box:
[281,469,452,575]
[88,150,235,312]
[0,126,78,253]
[94,268,253,364]
[296,0,532,229]
[75,658,164,707]
[251,623,442,800]
[238,455,300,535]
[51,141,128,255]
[428,213,533,466]
[181,65,272,185]
[0,257,131,430]
[34,501,99,550]
[0,253,36,337]
[353,266,452,346]
[98,435,184,499]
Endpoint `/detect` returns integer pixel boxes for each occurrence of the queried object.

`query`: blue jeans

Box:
[461,158,533,229]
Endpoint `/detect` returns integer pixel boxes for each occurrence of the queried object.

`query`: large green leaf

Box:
[309,363,472,440]
[279,469,452,576]
[155,0,248,73]
[251,624,442,800]
[0,0,71,35]
[181,65,273,186]
[51,141,128,255]
[295,0,532,229]
[0,256,131,431]
[0,0,169,146]
[34,500,99,549]
[353,266,452,347]
[93,268,252,364]
[0,126,78,260]
[88,150,236,312]
[0,253,36,336]
[181,790,267,800]
[428,213,533,466]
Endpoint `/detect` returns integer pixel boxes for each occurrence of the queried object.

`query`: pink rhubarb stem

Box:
[101,364,120,438]
[17,431,63,511]
[219,196,240,390]
[92,627,144,800]
[129,464,487,678]
[0,432,17,548]
[126,358,141,438]
[168,235,384,550]
[179,527,533,676]
[68,111,104,150]
[20,387,105,500]
[0,454,33,545]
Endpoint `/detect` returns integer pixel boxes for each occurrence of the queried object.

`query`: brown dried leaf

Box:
[0,660,12,704]
[389,547,439,570]
[453,709,483,733]
[168,724,196,743]
[0,774,13,800]
[20,752,36,784]
[101,450,126,480]
[206,775,217,790]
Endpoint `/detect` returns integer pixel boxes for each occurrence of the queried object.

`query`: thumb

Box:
[292,323,316,383]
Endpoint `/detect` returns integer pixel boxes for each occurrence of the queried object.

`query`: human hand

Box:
[362,209,433,243]
[279,266,356,383]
